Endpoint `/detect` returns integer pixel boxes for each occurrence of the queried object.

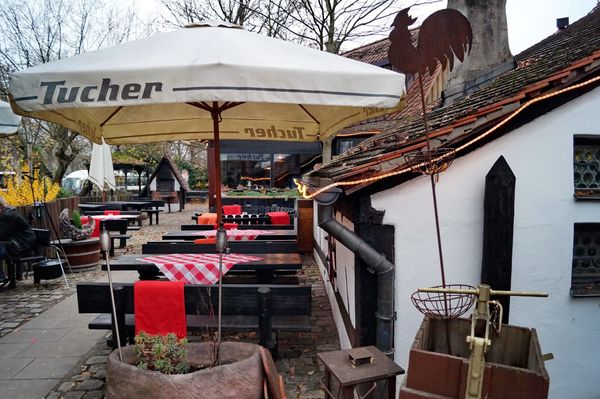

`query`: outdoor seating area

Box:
[0,203,335,398]
[5,1,600,398]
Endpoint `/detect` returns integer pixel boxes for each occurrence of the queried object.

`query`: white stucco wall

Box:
[335,212,356,327]
[372,86,600,399]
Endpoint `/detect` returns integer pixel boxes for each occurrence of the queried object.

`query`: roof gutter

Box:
[317,204,395,355]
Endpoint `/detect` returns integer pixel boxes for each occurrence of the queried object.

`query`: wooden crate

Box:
[400,317,549,399]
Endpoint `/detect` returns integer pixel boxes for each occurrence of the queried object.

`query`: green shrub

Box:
[71,209,82,229]
[133,332,190,375]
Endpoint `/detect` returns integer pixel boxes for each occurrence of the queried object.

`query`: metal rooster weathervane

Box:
[388,7,472,291]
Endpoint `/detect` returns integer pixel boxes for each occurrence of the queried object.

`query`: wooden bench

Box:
[109,234,132,257]
[76,282,311,356]
[102,219,131,254]
[141,208,163,225]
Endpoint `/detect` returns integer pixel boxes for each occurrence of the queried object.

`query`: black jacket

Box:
[0,206,35,258]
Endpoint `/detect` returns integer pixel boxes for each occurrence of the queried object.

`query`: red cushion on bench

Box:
[193,237,217,244]
[223,205,242,215]
[104,210,121,215]
[267,212,290,225]
[134,281,186,339]
[212,223,238,230]
[198,213,217,225]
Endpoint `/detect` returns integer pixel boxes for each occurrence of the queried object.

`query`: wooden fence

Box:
[80,193,135,203]
[15,197,79,240]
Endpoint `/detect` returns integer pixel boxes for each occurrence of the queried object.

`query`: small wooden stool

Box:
[317,346,404,399]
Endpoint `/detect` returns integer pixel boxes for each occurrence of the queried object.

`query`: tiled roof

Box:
[309,5,600,192]
[147,155,191,192]
[342,29,420,67]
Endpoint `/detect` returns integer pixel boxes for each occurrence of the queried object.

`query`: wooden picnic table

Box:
[162,229,297,241]
[82,213,143,227]
[105,201,153,211]
[102,252,302,283]
[79,203,110,212]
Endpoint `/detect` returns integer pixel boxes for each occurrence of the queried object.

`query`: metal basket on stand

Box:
[411,284,476,319]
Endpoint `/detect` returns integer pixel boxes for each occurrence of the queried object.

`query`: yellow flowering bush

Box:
[2,166,60,207]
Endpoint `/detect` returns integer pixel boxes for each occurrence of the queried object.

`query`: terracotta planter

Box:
[106,342,264,399]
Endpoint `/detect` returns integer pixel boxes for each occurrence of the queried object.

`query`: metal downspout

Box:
[317,204,395,355]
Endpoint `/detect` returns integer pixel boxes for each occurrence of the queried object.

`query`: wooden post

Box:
[481,156,515,324]
[207,140,216,210]
[258,287,277,357]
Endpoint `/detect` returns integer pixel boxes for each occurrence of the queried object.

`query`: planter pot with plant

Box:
[59,208,95,241]
[106,332,264,399]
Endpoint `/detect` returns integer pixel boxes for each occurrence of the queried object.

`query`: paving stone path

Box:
[0,270,105,338]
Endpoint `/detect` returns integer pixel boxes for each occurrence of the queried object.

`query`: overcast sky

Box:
[125,0,599,54]
[391,0,598,54]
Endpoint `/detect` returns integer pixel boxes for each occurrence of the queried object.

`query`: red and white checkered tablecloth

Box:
[192,229,275,241]
[137,253,264,285]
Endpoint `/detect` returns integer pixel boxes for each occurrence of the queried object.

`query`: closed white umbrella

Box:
[0,100,21,135]
[88,137,116,192]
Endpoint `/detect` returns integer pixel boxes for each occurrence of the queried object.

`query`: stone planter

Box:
[106,342,264,399]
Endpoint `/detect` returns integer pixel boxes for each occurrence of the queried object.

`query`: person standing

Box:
[0,196,35,288]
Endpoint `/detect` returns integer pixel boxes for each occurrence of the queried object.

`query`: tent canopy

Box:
[0,100,21,135]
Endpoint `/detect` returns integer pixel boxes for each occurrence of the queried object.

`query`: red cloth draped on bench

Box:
[104,210,121,216]
[267,211,290,225]
[215,223,238,230]
[222,204,242,215]
[193,229,273,241]
[80,216,101,238]
[137,253,263,284]
[134,280,186,338]
[197,213,217,225]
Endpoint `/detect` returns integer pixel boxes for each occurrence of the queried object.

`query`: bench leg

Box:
[258,287,278,358]
[109,285,128,348]
[7,261,16,288]
[109,238,115,257]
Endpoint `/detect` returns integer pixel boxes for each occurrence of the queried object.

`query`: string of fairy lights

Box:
[295,74,600,199]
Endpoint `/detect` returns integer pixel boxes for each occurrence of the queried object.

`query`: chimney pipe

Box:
[556,17,569,30]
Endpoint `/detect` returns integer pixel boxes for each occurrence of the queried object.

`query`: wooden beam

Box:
[481,156,515,324]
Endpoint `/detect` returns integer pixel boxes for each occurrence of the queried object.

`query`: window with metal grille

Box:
[571,223,600,297]
[573,136,600,199]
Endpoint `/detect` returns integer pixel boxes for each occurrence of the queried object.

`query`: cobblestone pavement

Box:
[36,202,340,399]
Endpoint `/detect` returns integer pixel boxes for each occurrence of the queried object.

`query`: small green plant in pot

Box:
[133,332,190,374]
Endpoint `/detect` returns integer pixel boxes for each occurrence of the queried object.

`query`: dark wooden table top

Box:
[162,229,297,241]
[79,203,109,210]
[103,252,302,272]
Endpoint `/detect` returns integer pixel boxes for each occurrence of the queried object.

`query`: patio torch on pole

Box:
[215,227,229,365]
[100,229,123,362]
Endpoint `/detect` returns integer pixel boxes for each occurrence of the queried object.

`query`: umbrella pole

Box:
[211,102,227,365]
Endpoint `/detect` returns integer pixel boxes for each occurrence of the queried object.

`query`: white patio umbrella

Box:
[9,21,406,224]
[8,20,406,360]
[0,100,21,135]
[88,137,116,193]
